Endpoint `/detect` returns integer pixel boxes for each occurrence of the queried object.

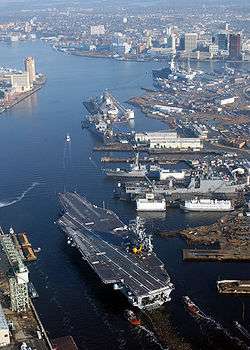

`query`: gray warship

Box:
[57,192,174,309]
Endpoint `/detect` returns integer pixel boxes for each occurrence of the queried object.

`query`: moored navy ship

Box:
[57,192,174,309]
[105,154,147,178]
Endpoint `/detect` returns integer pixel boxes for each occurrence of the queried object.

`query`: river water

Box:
[0,41,249,350]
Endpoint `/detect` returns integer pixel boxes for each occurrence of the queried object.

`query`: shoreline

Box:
[62,48,250,64]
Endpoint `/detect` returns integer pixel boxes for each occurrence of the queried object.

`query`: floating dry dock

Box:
[217,280,250,294]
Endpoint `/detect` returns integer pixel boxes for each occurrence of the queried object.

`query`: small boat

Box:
[125,310,141,326]
[66,134,71,142]
[34,247,41,253]
[28,282,39,298]
[183,296,208,319]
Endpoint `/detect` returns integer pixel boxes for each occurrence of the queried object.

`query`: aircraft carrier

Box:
[57,192,174,309]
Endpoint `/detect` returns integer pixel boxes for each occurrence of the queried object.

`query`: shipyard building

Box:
[135,131,203,150]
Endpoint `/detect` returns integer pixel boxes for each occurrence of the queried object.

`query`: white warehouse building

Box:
[135,131,203,150]
[135,131,178,143]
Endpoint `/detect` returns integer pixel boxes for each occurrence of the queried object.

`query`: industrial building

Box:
[135,131,203,150]
[135,131,177,143]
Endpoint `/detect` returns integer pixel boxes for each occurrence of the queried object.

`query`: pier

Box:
[2,76,46,112]
[183,249,250,262]
[217,280,250,294]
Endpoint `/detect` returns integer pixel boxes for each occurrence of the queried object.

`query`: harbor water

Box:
[0,41,249,350]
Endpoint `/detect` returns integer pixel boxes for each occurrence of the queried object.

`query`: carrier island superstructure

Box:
[57,192,174,309]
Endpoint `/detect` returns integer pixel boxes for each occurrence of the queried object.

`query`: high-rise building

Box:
[184,33,198,52]
[229,33,241,59]
[217,32,228,51]
[24,56,36,86]
[146,31,152,49]
[178,36,185,50]
[167,34,176,53]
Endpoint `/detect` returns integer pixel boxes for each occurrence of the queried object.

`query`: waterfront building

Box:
[184,33,198,52]
[116,42,131,55]
[149,137,203,150]
[11,72,30,92]
[135,131,203,150]
[229,33,242,59]
[135,131,178,143]
[24,56,36,86]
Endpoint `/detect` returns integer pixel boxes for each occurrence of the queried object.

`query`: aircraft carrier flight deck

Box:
[58,192,174,309]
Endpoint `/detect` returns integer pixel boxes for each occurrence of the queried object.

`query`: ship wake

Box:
[137,325,168,350]
[0,182,39,208]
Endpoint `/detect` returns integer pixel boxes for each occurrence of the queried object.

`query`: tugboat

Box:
[183,296,208,319]
[124,310,141,326]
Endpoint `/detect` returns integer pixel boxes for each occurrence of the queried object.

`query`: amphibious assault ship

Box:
[57,192,174,309]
